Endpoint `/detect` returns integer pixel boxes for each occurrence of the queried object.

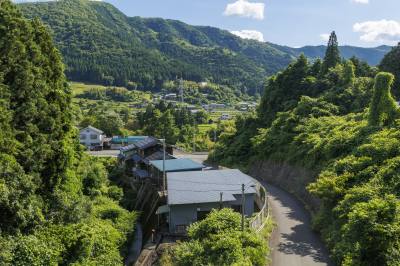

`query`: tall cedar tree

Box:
[379,43,400,98]
[0,0,77,232]
[321,31,341,74]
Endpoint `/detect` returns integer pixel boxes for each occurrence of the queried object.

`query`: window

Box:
[80,134,86,140]
[197,211,210,221]
[175,225,188,234]
[90,134,98,140]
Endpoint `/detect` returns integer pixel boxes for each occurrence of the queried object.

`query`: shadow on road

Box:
[278,224,328,263]
[265,183,333,266]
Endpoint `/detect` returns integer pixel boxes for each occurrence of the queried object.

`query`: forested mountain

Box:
[273,44,392,66]
[210,33,400,265]
[18,0,390,95]
[18,0,291,94]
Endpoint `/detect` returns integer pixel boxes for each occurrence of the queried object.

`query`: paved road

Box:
[261,182,333,266]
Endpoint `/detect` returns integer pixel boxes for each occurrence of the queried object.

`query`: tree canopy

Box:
[0,2,136,264]
[211,33,400,265]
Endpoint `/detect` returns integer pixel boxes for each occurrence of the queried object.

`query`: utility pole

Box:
[219,192,223,210]
[241,183,245,232]
[162,139,166,192]
[213,129,217,143]
[178,77,184,104]
[192,131,195,153]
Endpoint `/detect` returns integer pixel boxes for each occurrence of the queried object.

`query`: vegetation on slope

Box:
[210,32,400,265]
[0,1,136,264]
[162,209,268,266]
[18,0,293,95]
[18,0,389,96]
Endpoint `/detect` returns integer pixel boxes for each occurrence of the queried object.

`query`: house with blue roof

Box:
[157,169,258,234]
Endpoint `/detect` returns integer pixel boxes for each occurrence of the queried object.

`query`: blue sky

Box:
[15,0,400,47]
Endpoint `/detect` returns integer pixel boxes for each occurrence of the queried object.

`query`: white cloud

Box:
[231,30,264,42]
[320,33,330,42]
[224,0,265,20]
[353,19,400,44]
[351,0,369,4]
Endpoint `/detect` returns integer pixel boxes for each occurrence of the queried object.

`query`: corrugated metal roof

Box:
[167,169,257,205]
[150,159,204,172]
[80,125,104,134]
[134,137,159,150]
[132,169,150,179]
[112,136,147,144]
[143,151,175,165]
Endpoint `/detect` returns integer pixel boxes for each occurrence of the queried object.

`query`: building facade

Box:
[79,126,105,149]
[158,169,257,234]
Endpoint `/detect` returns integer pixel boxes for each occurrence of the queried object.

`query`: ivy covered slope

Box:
[0,1,136,265]
[18,0,293,95]
[210,33,400,265]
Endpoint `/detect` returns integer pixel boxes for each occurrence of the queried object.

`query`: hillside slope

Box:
[19,0,390,94]
[18,0,292,94]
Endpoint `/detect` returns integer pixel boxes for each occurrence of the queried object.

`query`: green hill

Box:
[18,0,292,95]
[18,0,391,95]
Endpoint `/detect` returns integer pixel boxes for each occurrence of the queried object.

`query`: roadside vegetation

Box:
[211,32,400,265]
[160,209,269,266]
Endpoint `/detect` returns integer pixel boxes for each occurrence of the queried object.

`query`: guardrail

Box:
[249,183,269,232]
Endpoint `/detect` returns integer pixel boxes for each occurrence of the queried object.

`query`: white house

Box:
[79,126,105,149]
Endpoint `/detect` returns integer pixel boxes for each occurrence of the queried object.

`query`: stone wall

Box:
[249,160,321,213]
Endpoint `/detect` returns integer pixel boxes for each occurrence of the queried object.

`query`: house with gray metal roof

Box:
[157,169,257,234]
[149,159,205,187]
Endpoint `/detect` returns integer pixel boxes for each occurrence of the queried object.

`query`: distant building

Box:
[157,169,257,234]
[219,114,231,120]
[110,136,148,150]
[79,126,106,149]
[164,93,177,100]
[202,103,226,111]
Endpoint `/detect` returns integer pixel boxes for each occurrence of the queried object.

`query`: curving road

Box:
[261,182,333,266]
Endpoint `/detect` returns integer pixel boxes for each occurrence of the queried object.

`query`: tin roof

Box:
[150,158,204,172]
[167,169,257,205]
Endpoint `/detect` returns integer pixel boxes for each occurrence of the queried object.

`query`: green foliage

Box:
[322,31,341,74]
[212,38,400,265]
[0,2,137,265]
[172,209,267,266]
[368,72,399,127]
[136,101,213,149]
[18,0,295,95]
[379,43,400,98]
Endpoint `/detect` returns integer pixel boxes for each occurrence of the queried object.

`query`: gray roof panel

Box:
[167,169,257,205]
[150,159,204,172]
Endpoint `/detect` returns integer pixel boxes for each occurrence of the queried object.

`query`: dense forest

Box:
[18,0,390,96]
[0,1,136,264]
[211,32,400,265]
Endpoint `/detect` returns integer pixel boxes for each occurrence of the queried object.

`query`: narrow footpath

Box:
[261,182,333,266]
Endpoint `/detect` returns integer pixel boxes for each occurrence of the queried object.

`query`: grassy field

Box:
[198,124,214,134]
[70,82,110,96]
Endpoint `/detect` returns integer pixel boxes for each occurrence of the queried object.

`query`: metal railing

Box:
[249,183,269,232]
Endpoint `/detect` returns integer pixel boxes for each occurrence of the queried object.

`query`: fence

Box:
[249,183,269,232]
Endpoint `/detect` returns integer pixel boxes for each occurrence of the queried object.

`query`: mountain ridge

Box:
[18,0,391,94]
